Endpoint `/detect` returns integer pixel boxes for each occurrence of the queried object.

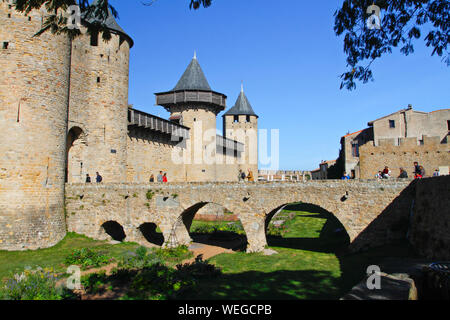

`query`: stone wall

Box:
[359,136,450,179]
[371,108,450,146]
[126,126,187,182]
[408,176,450,260]
[68,28,131,183]
[223,115,258,177]
[65,180,413,253]
[0,3,69,250]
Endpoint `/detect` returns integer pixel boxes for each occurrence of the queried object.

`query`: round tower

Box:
[155,54,227,182]
[223,84,259,176]
[67,2,133,183]
[0,3,71,250]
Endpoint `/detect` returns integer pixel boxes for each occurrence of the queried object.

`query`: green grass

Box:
[0,203,418,300]
[177,203,417,300]
[0,233,139,281]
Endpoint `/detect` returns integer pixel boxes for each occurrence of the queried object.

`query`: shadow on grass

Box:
[265,202,419,298]
[190,233,247,252]
[178,269,342,300]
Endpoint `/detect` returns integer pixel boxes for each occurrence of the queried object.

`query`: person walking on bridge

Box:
[247,169,254,182]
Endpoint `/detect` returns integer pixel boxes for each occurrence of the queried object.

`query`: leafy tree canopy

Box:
[13,1,448,90]
[334,0,449,90]
[13,0,212,41]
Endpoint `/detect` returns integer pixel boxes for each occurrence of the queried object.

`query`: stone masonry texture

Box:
[0,3,70,250]
[65,179,417,253]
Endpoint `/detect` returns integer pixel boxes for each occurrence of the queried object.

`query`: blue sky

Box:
[110,0,449,170]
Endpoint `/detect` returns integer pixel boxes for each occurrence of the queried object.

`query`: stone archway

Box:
[138,222,164,246]
[66,126,88,183]
[264,202,351,252]
[168,202,248,251]
[101,221,126,242]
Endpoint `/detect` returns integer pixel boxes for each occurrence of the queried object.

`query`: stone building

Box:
[0,2,258,250]
[337,106,449,179]
[311,160,337,180]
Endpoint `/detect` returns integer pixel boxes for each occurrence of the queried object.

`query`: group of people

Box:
[375,166,393,179]
[341,172,352,180]
[375,161,435,179]
[149,171,168,183]
[238,169,255,182]
[85,172,103,183]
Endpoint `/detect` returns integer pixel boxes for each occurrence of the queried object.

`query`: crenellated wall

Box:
[359,136,450,179]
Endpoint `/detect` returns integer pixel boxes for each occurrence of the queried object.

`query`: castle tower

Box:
[67,0,133,183]
[223,84,259,175]
[155,54,227,181]
[0,2,71,250]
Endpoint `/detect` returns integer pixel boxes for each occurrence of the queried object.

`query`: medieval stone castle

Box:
[0,2,258,250]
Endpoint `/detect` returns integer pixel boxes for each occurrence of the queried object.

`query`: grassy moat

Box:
[0,203,417,300]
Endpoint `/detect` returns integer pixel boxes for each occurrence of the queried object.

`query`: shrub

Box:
[118,246,162,270]
[80,253,221,300]
[152,245,192,261]
[192,222,245,235]
[176,255,222,279]
[65,248,113,270]
[267,224,284,237]
[0,268,67,300]
[146,190,155,200]
[81,271,109,294]
[191,224,216,234]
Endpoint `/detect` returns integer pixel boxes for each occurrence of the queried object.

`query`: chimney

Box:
[407,104,412,110]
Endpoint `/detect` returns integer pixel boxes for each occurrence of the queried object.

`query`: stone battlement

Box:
[374,136,446,148]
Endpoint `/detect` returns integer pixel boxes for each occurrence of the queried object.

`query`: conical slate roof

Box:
[173,55,212,91]
[224,86,258,117]
[83,0,133,47]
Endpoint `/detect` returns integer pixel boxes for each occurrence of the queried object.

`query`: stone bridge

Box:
[65,179,418,253]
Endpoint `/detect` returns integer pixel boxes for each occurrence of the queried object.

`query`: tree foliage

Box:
[13,0,212,41]
[334,0,449,90]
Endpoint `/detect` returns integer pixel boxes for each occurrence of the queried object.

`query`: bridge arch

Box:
[138,222,164,246]
[264,202,350,252]
[168,201,248,251]
[100,220,126,242]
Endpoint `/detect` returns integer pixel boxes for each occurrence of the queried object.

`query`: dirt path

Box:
[184,243,233,263]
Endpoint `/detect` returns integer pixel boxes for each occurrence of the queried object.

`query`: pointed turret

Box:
[155,54,227,113]
[223,84,259,175]
[173,53,211,91]
[224,83,258,118]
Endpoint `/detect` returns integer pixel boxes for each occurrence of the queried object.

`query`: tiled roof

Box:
[173,56,212,91]
[224,87,258,117]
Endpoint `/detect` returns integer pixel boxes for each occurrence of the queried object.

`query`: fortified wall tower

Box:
[155,54,228,181]
[67,0,133,183]
[0,1,70,250]
[223,84,259,176]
